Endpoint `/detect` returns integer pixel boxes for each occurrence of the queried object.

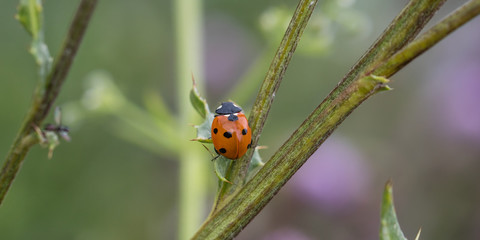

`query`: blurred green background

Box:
[1,0,479,239]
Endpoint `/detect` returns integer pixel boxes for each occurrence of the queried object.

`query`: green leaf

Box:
[16,0,42,39]
[190,76,210,119]
[189,75,213,142]
[192,113,214,143]
[246,147,264,181]
[17,0,53,81]
[380,180,408,240]
[368,75,392,92]
[214,156,232,184]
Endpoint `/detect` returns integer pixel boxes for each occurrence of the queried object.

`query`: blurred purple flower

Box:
[289,136,370,213]
[425,20,480,142]
[263,227,312,240]
[428,60,480,141]
[204,14,259,95]
[439,63,480,140]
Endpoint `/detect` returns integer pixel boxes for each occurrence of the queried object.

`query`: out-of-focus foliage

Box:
[259,0,370,55]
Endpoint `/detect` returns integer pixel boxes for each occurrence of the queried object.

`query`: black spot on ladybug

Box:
[247,139,252,148]
[227,114,238,121]
[242,128,247,135]
[213,128,218,134]
[223,131,232,138]
[219,148,226,153]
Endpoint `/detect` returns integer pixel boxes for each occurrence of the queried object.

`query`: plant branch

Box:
[212,0,319,212]
[341,0,446,83]
[374,0,480,78]
[192,0,451,238]
[174,0,209,238]
[0,0,97,205]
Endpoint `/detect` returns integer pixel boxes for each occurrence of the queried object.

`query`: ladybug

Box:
[211,102,252,160]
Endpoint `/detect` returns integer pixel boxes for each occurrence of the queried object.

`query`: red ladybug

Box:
[211,102,252,160]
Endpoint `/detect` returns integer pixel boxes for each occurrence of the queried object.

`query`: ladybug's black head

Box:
[215,102,242,115]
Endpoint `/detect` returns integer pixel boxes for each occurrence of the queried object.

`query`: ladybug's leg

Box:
[211,154,220,161]
[211,148,220,161]
[201,144,218,159]
[247,139,253,149]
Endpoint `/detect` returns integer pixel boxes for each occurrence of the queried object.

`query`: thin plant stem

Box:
[211,0,320,213]
[374,0,480,78]
[174,0,209,239]
[0,0,97,205]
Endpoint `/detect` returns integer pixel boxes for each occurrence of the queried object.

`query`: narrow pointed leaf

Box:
[190,77,210,119]
[193,113,214,142]
[380,181,408,240]
[246,147,264,181]
[214,156,232,184]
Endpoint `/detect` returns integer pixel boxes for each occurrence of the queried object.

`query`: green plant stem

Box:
[0,0,97,206]
[341,0,446,83]
[192,0,455,238]
[374,0,480,78]
[174,0,209,239]
[212,0,319,213]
